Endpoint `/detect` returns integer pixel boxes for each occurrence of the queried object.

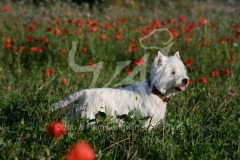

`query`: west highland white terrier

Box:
[52,51,189,127]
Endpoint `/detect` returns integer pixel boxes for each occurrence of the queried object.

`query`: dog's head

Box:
[150,51,189,96]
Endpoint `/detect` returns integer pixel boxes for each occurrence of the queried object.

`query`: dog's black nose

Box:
[182,78,188,85]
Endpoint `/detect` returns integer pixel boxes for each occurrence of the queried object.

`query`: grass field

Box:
[0,1,239,159]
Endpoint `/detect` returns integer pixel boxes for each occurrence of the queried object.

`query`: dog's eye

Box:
[171,71,175,75]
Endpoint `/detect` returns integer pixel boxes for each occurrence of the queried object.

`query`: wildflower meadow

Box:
[0,1,239,159]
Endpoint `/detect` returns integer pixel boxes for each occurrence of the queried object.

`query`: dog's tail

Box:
[52,91,84,110]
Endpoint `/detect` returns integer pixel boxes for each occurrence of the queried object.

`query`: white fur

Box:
[52,51,189,127]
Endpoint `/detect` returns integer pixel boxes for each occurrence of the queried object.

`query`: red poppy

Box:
[105,24,111,30]
[66,152,75,160]
[61,50,67,55]
[230,36,235,42]
[87,20,93,26]
[88,62,94,67]
[91,22,98,27]
[120,17,126,23]
[161,21,167,26]
[45,68,54,75]
[172,32,179,38]
[211,70,218,77]
[185,59,192,67]
[26,36,32,43]
[54,29,61,35]
[175,25,181,30]
[168,27,173,33]
[237,31,240,37]
[185,23,195,33]
[185,37,192,43]
[125,68,131,75]
[189,79,193,84]
[47,121,65,139]
[128,43,136,52]
[47,26,54,32]
[82,48,87,53]
[184,24,192,33]
[90,20,97,27]
[75,30,82,35]
[152,19,160,29]
[220,39,225,44]
[115,34,122,40]
[199,17,206,26]
[4,44,13,50]
[35,38,40,43]
[56,18,61,25]
[179,16,186,22]
[68,19,73,24]
[76,20,82,27]
[91,26,97,32]
[223,69,230,75]
[18,46,24,53]
[64,29,70,35]
[204,40,210,46]
[32,21,37,26]
[100,35,107,41]
[40,37,47,43]
[3,6,10,12]
[233,24,238,30]
[62,79,68,85]
[227,56,236,64]
[199,77,207,84]
[30,47,38,52]
[168,18,174,24]
[66,141,96,160]
[5,38,12,44]
[38,47,43,53]
[116,20,122,25]
[28,25,35,32]
[141,27,149,35]
[135,59,143,66]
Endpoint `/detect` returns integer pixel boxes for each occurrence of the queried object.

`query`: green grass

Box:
[0,1,239,159]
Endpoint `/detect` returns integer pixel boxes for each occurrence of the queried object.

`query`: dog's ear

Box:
[156,51,166,66]
[174,51,180,59]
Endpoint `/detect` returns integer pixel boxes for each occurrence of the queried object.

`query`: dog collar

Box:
[147,79,170,103]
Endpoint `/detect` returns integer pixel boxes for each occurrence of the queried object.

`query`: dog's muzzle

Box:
[174,78,189,91]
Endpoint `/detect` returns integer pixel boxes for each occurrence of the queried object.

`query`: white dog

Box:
[52,51,189,127]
